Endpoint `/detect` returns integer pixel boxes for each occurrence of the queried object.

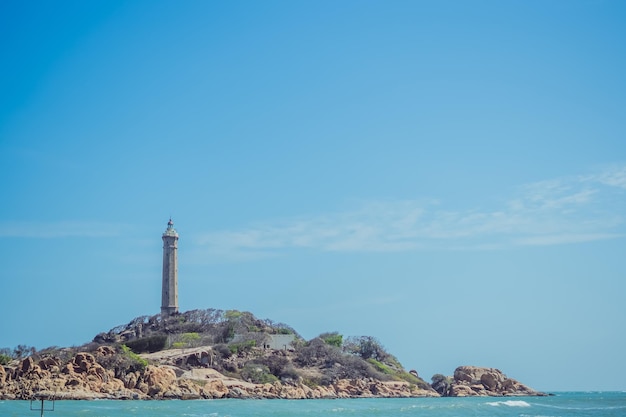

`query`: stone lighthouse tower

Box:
[161,218,179,316]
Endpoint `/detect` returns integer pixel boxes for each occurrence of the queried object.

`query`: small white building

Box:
[231,333,296,350]
[262,334,296,350]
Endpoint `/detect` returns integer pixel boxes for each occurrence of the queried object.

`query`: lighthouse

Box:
[161,218,179,316]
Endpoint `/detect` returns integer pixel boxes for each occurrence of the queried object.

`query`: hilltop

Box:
[0,309,543,399]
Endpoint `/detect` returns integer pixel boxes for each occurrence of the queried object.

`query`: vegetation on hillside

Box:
[431,373,454,396]
[92,308,298,348]
[1,309,432,391]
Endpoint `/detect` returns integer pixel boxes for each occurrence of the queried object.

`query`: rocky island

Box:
[0,308,544,400]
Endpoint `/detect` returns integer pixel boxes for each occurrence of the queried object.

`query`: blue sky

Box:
[1,0,625,391]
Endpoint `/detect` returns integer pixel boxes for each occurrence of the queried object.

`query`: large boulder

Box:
[38,357,61,372]
[123,371,140,389]
[203,379,229,398]
[95,346,116,357]
[71,353,97,373]
[17,357,48,379]
[453,366,497,384]
[448,384,475,397]
[481,370,504,391]
[447,366,544,397]
[0,366,6,387]
[143,365,178,398]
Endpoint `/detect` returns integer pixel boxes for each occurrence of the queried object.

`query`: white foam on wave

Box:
[486,400,531,407]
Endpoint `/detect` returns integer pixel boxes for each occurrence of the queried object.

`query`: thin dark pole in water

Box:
[30,396,54,417]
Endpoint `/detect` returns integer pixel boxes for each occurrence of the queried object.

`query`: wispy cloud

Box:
[197,166,626,260]
[0,221,127,238]
[585,165,626,189]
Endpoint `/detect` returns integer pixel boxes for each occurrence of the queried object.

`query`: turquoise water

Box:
[1,392,624,417]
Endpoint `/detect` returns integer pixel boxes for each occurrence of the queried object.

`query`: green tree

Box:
[431,373,452,396]
[240,363,278,384]
[97,345,148,379]
[121,345,148,371]
[181,332,200,347]
[343,336,388,362]
[171,332,201,350]
[12,345,36,359]
[319,332,343,348]
[125,334,168,353]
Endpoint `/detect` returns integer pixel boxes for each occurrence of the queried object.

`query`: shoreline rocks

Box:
[0,353,437,400]
[446,366,546,397]
[1,351,543,400]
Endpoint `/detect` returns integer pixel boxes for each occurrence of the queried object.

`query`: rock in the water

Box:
[447,366,544,397]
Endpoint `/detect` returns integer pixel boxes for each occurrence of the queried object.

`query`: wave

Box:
[486,400,531,407]
[538,404,626,412]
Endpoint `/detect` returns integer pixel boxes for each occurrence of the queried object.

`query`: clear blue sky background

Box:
[1,0,625,391]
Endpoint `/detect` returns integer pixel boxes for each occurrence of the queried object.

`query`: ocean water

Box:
[1,392,624,417]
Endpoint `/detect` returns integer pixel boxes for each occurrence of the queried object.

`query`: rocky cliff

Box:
[0,349,545,400]
[0,347,436,400]
[1,310,545,400]
[432,366,546,397]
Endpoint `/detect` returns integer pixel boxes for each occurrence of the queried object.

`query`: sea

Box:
[1,392,624,417]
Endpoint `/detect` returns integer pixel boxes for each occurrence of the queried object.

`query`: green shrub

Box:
[431,374,453,395]
[397,371,420,384]
[366,358,429,389]
[97,345,148,378]
[125,334,167,353]
[382,354,403,370]
[255,355,300,380]
[224,310,243,320]
[240,363,278,384]
[121,345,148,371]
[214,343,232,359]
[0,353,11,365]
[170,332,201,350]
[279,365,300,381]
[367,358,393,375]
[302,378,319,388]
[332,354,385,381]
[296,338,341,367]
[228,340,256,354]
[343,336,389,362]
[320,332,343,348]
[395,371,430,390]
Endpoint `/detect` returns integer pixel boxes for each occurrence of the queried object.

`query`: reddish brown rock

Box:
[95,346,116,356]
[203,379,229,398]
[143,366,177,398]
[0,348,438,400]
[448,366,544,397]
[38,357,61,372]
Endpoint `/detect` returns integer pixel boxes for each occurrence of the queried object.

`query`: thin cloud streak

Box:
[513,233,623,246]
[585,165,626,189]
[197,166,626,260]
[0,221,127,238]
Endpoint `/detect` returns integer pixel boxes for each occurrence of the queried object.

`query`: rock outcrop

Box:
[0,359,546,400]
[446,366,544,397]
[1,355,544,400]
[0,350,437,400]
